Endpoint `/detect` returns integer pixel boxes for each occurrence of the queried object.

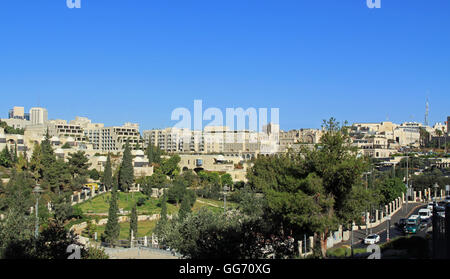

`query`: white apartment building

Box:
[69,118,142,152]
[30,107,48,125]
[143,123,281,157]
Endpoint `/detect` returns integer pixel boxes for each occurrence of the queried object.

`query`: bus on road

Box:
[404,215,420,234]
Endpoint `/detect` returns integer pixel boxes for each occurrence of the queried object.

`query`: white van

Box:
[418,208,432,220]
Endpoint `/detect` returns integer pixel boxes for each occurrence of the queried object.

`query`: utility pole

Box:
[386,215,391,242]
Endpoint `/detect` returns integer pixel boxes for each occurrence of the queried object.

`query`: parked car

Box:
[364,234,380,245]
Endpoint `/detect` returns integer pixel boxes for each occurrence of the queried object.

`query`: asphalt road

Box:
[339,202,429,249]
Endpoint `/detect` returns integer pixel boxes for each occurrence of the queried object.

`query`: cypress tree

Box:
[178,193,192,221]
[160,191,168,224]
[154,191,168,237]
[102,154,113,190]
[104,176,120,247]
[146,139,154,164]
[119,141,134,192]
[29,143,43,180]
[129,203,138,241]
[12,144,18,164]
[41,129,56,179]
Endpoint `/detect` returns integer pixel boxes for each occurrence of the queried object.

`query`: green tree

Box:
[0,146,12,168]
[160,155,181,178]
[167,178,187,206]
[52,193,73,225]
[142,169,170,197]
[119,142,134,192]
[15,153,28,172]
[373,177,407,205]
[41,129,56,171]
[247,118,368,257]
[89,168,100,181]
[129,203,138,241]
[220,173,233,187]
[0,171,35,255]
[102,154,113,190]
[11,144,18,164]
[146,143,163,165]
[178,193,192,221]
[154,191,168,237]
[29,143,43,180]
[61,142,71,149]
[159,208,273,259]
[67,151,91,178]
[104,176,120,247]
[42,158,72,193]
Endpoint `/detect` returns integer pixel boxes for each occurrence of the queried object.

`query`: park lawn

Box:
[74,192,177,215]
[192,197,239,214]
[83,220,158,239]
[196,197,238,208]
[75,192,239,217]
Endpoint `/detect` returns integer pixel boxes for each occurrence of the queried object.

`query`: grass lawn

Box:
[192,197,239,213]
[74,192,177,215]
[74,192,240,217]
[83,220,158,239]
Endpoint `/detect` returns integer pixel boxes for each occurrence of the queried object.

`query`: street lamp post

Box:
[386,214,391,242]
[433,183,439,201]
[33,184,43,238]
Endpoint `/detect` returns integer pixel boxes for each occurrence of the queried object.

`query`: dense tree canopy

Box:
[247,118,369,257]
[67,151,91,178]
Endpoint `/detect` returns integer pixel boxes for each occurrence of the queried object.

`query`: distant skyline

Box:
[1,0,449,131]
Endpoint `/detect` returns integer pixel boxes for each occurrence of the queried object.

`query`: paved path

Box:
[196,199,220,208]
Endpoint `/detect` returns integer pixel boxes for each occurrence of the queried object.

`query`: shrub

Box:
[137,197,147,207]
[71,207,84,219]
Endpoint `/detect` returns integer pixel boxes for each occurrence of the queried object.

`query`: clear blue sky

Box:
[0,0,449,131]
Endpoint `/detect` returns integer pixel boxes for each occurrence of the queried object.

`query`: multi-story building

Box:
[8,106,30,120]
[143,123,281,158]
[30,107,48,125]
[279,128,322,151]
[178,154,248,182]
[47,119,85,142]
[1,106,31,129]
